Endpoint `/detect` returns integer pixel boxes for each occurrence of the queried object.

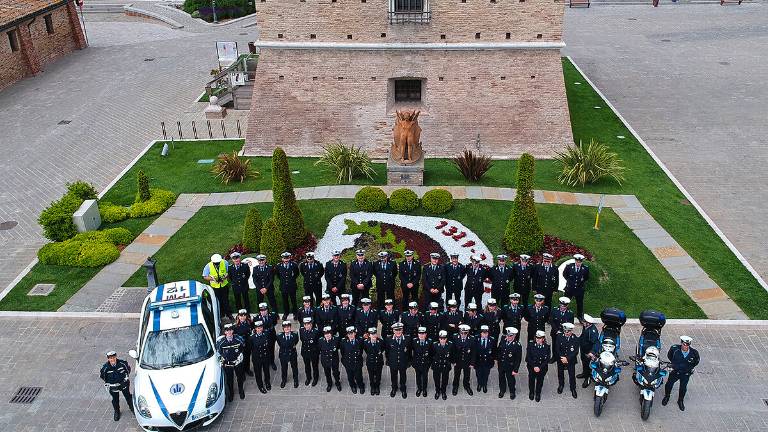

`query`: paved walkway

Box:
[0,315,766,431]
[60,186,746,319]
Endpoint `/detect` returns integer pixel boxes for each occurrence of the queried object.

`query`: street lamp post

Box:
[212,0,218,23]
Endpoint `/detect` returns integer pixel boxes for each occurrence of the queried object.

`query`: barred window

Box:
[395,0,424,12]
[394,80,422,103]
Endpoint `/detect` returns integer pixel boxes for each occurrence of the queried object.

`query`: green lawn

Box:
[123,199,704,319]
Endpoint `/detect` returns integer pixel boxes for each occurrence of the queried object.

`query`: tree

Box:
[504,153,544,253]
[136,169,151,203]
[242,207,262,252]
[271,147,307,249]
[259,218,285,265]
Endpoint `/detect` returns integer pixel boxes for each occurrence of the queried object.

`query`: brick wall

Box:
[244,49,572,159]
[0,31,30,92]
[29,7,79,67]
[254,0,564,43]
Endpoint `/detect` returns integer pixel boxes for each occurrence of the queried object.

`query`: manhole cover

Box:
[57,120,71,125]
[144,58,155,62]
[9,387,42,404]
[661,39,671,42]
[239,32,248,35]
[28,284,56,296]
[0,221,17,230]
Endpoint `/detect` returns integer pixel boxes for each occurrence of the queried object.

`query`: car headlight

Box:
[206,383,219,408]
[137,395,152,419]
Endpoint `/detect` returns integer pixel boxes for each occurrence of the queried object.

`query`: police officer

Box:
[276,252,300,321]
[497,327,522,399]
[296,295,316,323]
[556,322,579,398]
[316,293,339,334]
[299,317,321,386]
[277,320,299,388]
[252,254,277,312]
[576,314,599,388]
[300,252,324,306]
[473,325,495,393]
[489,254,512,302]
[233,309,254,377]
[563,254,590,320]
[250,320,271,393]
[525,293,550,343]
[526,330,550,402]
[401,302,422,340]
[373,251,398,310]
[663,335,700,411]
[337,294,356,335]
[452,324,475,396]
[378,298,400,339]
[340,326,365,394]
[463,303,484,336]
[512,254,534,306]
[384,322,410,398]
[432,330,453,400]
[423,302,443,341]
[318,326,342,392]
[216,324,246,401]
[502,293,524,333]
[532,252,558,310]
[349,249,374,304]
[204,253,232,319]
[463,255,486,309]
[230,252,252,313]
[442,299,462,337]
[444,253,466,306]
[354,297,378,336]
[423,252,446,310]
[549,296,575,363]
[483,298,502,343]
[324,250,347,305]
[363,327,385,395]
[411,326,432,398]
[256,302,279,371]
[399,250,422,310]
[99,351,133,421]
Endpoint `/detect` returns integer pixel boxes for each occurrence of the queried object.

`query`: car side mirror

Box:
[128,349,138,359]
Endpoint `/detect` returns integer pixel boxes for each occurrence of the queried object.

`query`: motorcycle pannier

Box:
[600,307,627,328]
[639,310,666,330]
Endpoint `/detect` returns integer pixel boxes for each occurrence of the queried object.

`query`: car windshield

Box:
[140,324,213,369]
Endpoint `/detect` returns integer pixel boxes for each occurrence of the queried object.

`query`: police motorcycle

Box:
[590,307,629,417]
[629,310,671,421]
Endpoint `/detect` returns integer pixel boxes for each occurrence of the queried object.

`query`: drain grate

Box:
[10,387,42,404]
[0,221,17,230]
[661,39,671,42]
[57,120,71,125]
[144,58,155,62]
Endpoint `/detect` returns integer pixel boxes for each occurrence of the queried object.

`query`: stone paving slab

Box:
[465,186,482,199]
[140,223,179,237]
[677,276,720,293]
[498,187,515,201]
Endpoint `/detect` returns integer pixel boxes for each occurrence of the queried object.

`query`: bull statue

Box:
[391,110,423,165]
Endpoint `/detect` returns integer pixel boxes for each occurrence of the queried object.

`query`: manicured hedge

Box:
[242,207,262,252]
[389,188,419,213]
[38,181,98,242]
[354,186,388,212]
[421,189,453,214]
[129,189,176,218]
[99,202,130,223]
[37,228,132,267]
[504,153,544,253]
[260,218,285,265]
[272,147,307,249]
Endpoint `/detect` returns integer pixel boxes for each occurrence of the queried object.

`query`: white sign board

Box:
[216,41,238,67]
[230,71,246,86]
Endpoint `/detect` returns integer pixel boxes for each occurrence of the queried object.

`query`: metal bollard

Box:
[144,256,159,293]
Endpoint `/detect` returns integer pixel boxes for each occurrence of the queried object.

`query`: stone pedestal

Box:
[204,95,227,119]
[387,154,424,186]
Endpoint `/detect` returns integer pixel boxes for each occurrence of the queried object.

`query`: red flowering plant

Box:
[507,235,593,264]
[224,243,250,260]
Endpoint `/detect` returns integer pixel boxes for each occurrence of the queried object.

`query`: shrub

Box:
[354,186,388,212]
[99,202,130,223]
[37,228,130,267]
[259,218,285,265]
[504,153,544,253]
[38,193,83,242]
[555,139,627,187]
[136,169,151,203]
[272,147,307,249]
[422,189,453,214]
[66,181,97,201]
[389,188,419,213]
[242,207,262,252]
[100,227,133,245]
[211,151,256,184]
[129,189,177,218]
[451,149,494,182]
[314,141,377,184]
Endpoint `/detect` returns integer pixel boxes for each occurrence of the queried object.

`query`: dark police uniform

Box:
[316,304,339,334]
[324,259,347,304]
[422,263,446,310]
[296,305,316,324]
[276,260,300,317]
[411,337,433,396]
[463,264,486,310]
[463,312,485,337]
[442,308,463,337]
[502,302,524,333]
[318,335,342,391]
[556,332,580,395]
[373,260,398,310]
[563,263,590,319]
[363,337,386,394]
[424,310,443,341]
[299,325,321,386]
[232,318,254,375]
[489,264,512,303]
[216,334,246,401]
[431,340,454,398]
[384,334,410,397]
[252,264,277,312]
[512,262,534,306]
[664,344,700,405]
[532,262,559,310]
[473,336,495,392]
[230,261,252,313]
[444,262,466,306]
[337,303,356,336]
[497,338,522,398]
[340,336,365,393]
[99,358,133,419]
[256,310,279,369]
[483,308,502,343]
[300,260,325,305]
[578,324,599,378]
[349,259,374,305]
[277,330,299,387]
[526,340,551,400]
[452,334,475,395]
[398,258,422,310]
[378,307,400,339]
[549,306,575,359]
[524,304,550,343]
[401,310,422,340]
[250,330,272,391]
[354,307,379,336]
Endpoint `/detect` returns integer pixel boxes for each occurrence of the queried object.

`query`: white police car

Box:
[128,280,225,431]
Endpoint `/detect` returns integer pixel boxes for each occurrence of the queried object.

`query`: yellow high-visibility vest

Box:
[208,261,229,288]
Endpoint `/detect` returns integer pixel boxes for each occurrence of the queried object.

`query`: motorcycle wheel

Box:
[641,398,653,421]
[594,395,605,417]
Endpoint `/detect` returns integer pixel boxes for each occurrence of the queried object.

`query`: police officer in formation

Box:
[398,249,421,310]
[423,253,446,309]
[363,327,385,395]
[526,330,550,402]
[255,302,279,370]
[216,324,246,401]
[497,327,522,399]
[229,252,252,313]
[252,254,277,312]
[424,302,443,341]
[299,252,324,306]
[354,297,378,335]
[379,298,400,339]
[99,351,133,421]
[489,254,512,301]
[663,335,700,411]
[452,324,475,396]
[340,326,365,394]
[525,293,550,343]
[411,327,433,397]
[316,293,338,332]
[483,298,502,343]
[277,320,299,388]
[299,317,321,386]
[503,293,524,333]
[233,309,254,376]
[577,314,599,388]
[373,251,398,310]
[473,325,495,393]
[563,253,590,320]
[556,322,579,398]
[276,252,300,320]
[324,250,347,304]
[463,303,484,335]
[549,297,575,362]
[443,299,462,337]
[512,254,534,306]
[349,249,374,304]
[250,320,272,393]
[463,255,486,309]
[401,302,422,340]
[318,325,342,392]
[384,322,410,398]
[444,253,466,306]
[335,293,355,334]
[532,252,558,310]
[296,295,315,323]
[432,330,453,400]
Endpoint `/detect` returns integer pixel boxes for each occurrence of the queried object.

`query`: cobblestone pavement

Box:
[0,316,766,432]
[0,13,257,291]
[563,4,768,284]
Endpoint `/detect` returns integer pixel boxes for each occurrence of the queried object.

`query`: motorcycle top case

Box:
[600,308,627,328]
[639,310,666,330]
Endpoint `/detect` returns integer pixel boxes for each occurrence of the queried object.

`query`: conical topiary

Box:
[271,147,307,249]
[242,207,262,253]
[136,169,151,203]
[260,217,285,265]
[503,153,544,253]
